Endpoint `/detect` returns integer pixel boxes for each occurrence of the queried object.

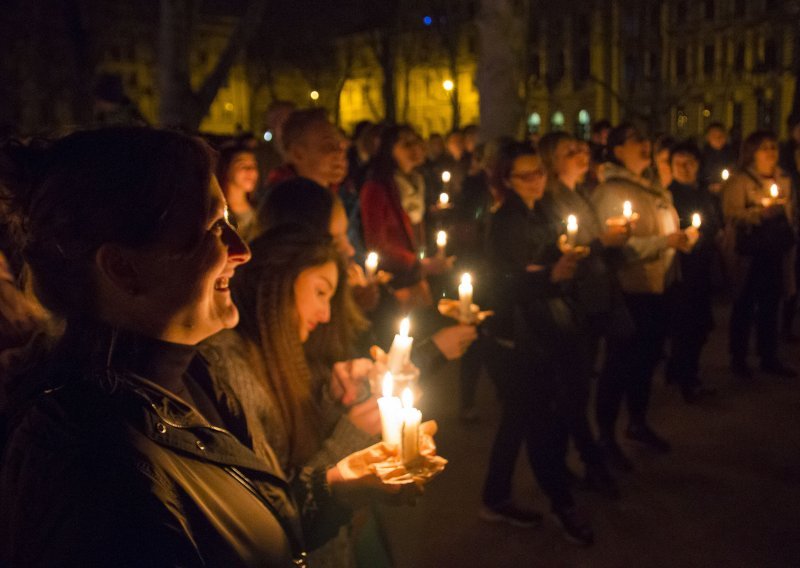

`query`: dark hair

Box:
[705,122,727,134]
[0,127,213,320]
[537,132,574,176]
[591,119,612,135]
[367,123,418,187]
[352,120,373,141]
[258,177,334,236]
[669,141,702,163]
[216,142,256,194]
[738,130,777,169]
[231,225,345,468]
[281,108,329,154]
[489,140,538,199]
[605,122,640,165]
[654,135,676,155]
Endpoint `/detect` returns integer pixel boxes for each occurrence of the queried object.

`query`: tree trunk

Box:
[158,0,196,128]
[448,50,460,130]
[379,31,397,124]
[476,0,524,140]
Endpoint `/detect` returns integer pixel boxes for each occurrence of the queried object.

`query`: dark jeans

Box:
[482,335,594,510]
[596,291,670,438]
[729,255,783,364]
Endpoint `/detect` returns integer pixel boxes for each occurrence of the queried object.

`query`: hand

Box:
[600,224,630,248]
[550,252,579,283]
[351,282,380,312]
[345,396,382,436]
[431,324,478,360]
[665,231,689,251]
[330,358,373,407]
[347,262,368,288]
[327,443,410,506]
[421,255,455,276]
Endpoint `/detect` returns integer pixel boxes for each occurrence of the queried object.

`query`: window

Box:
[676,1,687,24]
[527,112,541,134]
[757,92,775,129]
[703,45,715,76]
[676,47,687,78]
[764,38,779,70]
[704,0,715,19]
[551,111,565,132]
[576,109,591,140]
[734,42,745,72]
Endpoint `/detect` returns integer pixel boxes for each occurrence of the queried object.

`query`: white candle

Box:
[439,192,450,207]
[458,273,473,323]
[441,170,451,184]
[721,168,730,181]
[566,214,578,247]
[400,387,421,465]
[436,230,448,258]
[770,183,779,199]
[377,373,402,447]
[365,252,379,281]
[691,213,702,228]
[387,317,413,374]
[623,200,633,221]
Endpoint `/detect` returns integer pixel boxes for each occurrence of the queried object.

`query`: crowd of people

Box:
[0,105,799,565]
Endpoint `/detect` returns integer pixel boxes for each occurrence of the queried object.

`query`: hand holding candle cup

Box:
[685,212,701,248]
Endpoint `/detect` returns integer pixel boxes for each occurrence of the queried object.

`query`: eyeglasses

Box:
[511,169,546,182]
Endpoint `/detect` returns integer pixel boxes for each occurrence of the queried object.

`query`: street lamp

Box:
[442,79,454,92]
[310,90,320,101]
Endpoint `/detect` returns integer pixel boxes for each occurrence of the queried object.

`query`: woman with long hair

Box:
[0,127,309,566]
[721,130,797,378]
[217,143,260,241]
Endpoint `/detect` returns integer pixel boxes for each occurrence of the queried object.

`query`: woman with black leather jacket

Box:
[478,141,594,547]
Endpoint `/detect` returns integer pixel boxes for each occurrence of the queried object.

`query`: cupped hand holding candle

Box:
[685,212,701,247]
[566,214,578,248]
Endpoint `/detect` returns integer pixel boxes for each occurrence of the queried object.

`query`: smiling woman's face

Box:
[293,260,338,343]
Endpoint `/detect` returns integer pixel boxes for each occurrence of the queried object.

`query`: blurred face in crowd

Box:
[507,153,547,207]
[592,127,610,146]
[293,261,337,343]
[392,129,425,174]
[655,148,672,188]
[446,132,465,160]
[553,138,590,181]
[226,151,259,194]
[115,178,251,345]
[464,129,479,153]
[329,201,355,261]
[706,126,728,151]
[671,152,700,185]
[267,103,295,153]
[752,138,779,175]
[427,134,445,161]
[613,128,652,176]
[289,119,349,187]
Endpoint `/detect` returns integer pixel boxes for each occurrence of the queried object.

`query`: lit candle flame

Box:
[567,214,578,232]
[623,201,633,219]
[399,317,410,338]
[770,184,779,198]
[366,251,378,270]
[401,387,414,409]
[721,169,730,181]
[461,273,472,287]
[436,230,448,248]
[441,170,451,183]
[692,213,701,228]
[382,372,394,398]
[439,192,450,206]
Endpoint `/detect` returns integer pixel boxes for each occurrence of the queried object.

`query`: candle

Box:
[365,251,379,281]
[387,317,413,374]
[436,230,448,258]
[566,214,578,247]
[770,183,779,199]
[441,170,451,184]
[691,213,701,228]
[400,387,421,465]
[623,200,633,221]
[458,273,473,323]
[721,168,730,181]
[377,373,402,447]
[439,192,450,207]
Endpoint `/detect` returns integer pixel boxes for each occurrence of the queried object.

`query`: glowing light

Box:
[402,387,414,409]
[439,192,450,206]
[443,79,454,92]
[623,201,633,219]
[441,170,451,183]
[382,372,394,398]
[263,130,273,142]
[423,15,432,25]
[399,317,410,338]
[770,184,779,198]
[224,102,234,111]
[436,230,447,248]
[692,213,702,228]
[721,168,729,181]
[310,90,320,101]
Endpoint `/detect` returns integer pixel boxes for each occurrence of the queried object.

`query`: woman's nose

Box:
[224,224,251,265]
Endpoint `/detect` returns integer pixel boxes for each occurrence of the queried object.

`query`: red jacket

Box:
[360,179,419,284]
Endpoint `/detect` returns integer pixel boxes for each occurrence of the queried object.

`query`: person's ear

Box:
[95,244,141,296]
[288,142,306,167]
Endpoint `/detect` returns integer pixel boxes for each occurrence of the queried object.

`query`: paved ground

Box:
[378,304,800,567]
